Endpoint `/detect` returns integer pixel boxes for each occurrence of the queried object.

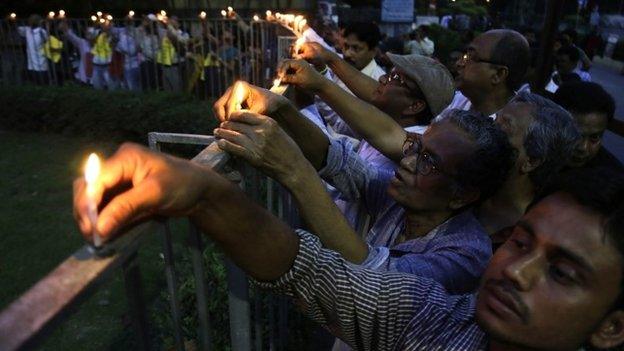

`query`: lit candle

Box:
[232,81,246,111]
[299,19,307,33]
[128,10,135,18]
[9,13,17,20]
[227,6,234,15]
[58,10,66,19]
[84,153,102,247]
[99,18,105,24]
[91,15,97,22]
[269,77,288,95]
[160,10,167,17]
[294,36,306,54]
[106,14,113,21]
[221,10,227,18]
[96,11,103,17]
[48,11,55,19]
[253,14,260,22]
[199,11,207,19]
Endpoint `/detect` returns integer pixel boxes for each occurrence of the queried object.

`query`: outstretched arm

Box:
[215,112,368,262]
[279,60,407,162]
[296,42,380,102]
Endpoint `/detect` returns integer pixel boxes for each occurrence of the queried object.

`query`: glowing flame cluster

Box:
[91,11,112,24]
[266,11,307,37]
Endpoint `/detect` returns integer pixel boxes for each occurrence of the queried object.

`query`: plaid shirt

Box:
[255,231,489,350]
[319,137,491,295]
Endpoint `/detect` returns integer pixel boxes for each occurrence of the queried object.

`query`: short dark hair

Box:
[557,45,581,63]
[435,109,516,203]
[343,22,381,50]
[511,92,581,188]
[489,30,531,91]
[536,167,624,309]
[553,81,616,122]
[418,25,429,36]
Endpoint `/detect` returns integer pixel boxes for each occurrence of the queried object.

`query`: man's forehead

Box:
[344,34,365,46]
[470,32,501,55]
[523,193,620,271]
[574,112,609,132]
[424,120,476,161]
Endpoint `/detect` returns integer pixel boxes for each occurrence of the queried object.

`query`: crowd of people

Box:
[53,10,624,351]
[1,12,265,96]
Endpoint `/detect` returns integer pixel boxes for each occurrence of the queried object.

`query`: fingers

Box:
[216,139,255,163]
[227,110,266,125]
[96,179,162,238]
[213,86,233,122]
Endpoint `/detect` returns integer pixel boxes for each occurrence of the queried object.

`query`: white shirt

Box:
[439,91,498,120]
[405,37,435,57]
[18,26,48,71]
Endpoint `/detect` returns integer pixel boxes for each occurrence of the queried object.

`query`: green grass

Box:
[0,131,192,350]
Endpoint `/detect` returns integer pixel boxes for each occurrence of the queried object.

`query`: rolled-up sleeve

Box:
[253,230,453,350]
[318,138,393,215]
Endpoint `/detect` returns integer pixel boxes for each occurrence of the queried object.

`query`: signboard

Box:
[381,0,414,23]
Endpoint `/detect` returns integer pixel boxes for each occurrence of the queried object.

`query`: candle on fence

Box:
[160,10,167,17]
[253,14,260,22]
[294,36,306,54]
[58,10,66,19]
[265,10,273,21]
[298,19,307,33]
[221,10,227,18]
[10,13,17,20]
[106,14,113,21]
[48,11,55,19]
[84,153,102,247]
[269,77,288,95]
[96,11,103,17]
[128,10,135,18]
[227,6,234,16]
[91,15,97,22]
[99,18,105,24]
[199,11,207,19]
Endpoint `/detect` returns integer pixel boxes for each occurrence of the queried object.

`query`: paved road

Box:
[590,63,624,162]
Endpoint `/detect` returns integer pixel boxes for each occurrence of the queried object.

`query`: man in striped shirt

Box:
[75,142,624,350]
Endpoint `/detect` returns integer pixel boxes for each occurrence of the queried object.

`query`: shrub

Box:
[0,84,217,143]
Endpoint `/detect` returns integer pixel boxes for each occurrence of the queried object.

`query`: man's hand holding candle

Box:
[277,59,328,93]
[294,42,338,71]
[213,81,291,122]
[73,143,216,241]
[214,111,312,187]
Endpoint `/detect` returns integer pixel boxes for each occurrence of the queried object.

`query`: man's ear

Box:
[449,187,480,210]
[491,66,509,86]
[401,100,426,117]
[589,310,624,349]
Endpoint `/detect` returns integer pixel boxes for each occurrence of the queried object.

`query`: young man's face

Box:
[556,54,577,75]
[569,112,608,168]
[343,34,376,71]
[476,192,624,350]
[387,119,476,212]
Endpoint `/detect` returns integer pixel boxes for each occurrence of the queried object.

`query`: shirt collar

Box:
[361,58,380,76]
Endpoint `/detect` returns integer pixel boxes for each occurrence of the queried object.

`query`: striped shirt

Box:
[255,230,489,350]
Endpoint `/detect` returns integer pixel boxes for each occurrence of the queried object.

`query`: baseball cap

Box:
[386,53,455,117]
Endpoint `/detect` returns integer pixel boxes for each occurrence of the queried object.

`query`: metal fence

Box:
[0,133,310,351]
[0,16,296,100]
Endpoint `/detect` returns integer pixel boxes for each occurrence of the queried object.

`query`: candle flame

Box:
[221,10,227,17]
[10,13,16,19]
[91,15,97,22]
[106,14,113,21]
[253,14,260,21]
[160,10,167,16]
[266,10,272,17]
[232,81,246,111]
[99,18,106,24]
[59,10,65,17]
[272,78,281,88]
[294,37,306,54]
[48,11,55,19]
[227,6,234,12]
[84,153,101,190]
[96,11,103,17]
[128,10,135,17]
[199,11,206,19]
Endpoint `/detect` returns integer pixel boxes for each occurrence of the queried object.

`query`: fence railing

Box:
[0,16,296,100]
[0,133,306,351]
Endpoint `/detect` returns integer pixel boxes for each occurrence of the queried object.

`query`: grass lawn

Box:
[0,131,193,350]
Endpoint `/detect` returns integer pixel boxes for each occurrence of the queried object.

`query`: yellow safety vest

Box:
[157,37,177,66]
[42,35,63,63]
[203,53,221,68]
[90,33,112,63]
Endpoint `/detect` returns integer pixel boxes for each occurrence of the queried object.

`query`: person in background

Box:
[58,20,91,85]
[137,15,160,91]
[553,81,623,172]
[546,45,592,93]
[89,17,117,90]
[42,19,64,86]
[404,25,434,57]
[376,36,404,72]
[17,14,49,85]
[116,17,141,91]
[557,28,592,71]
[156,15,189,92]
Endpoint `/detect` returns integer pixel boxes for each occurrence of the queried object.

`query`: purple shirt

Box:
[319,137,491,295]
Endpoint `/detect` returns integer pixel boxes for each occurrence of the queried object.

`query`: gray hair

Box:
[512,92,581,188]
[432,109,516,202]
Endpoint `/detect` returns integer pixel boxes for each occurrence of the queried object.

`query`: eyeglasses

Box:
[402,133,445,176]
[460,50,506,67]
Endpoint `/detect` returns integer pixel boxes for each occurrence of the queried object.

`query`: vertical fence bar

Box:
[162,221,186,351]
[226,259,252,351]
[188,221,213,351]
[122,252,150,351]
